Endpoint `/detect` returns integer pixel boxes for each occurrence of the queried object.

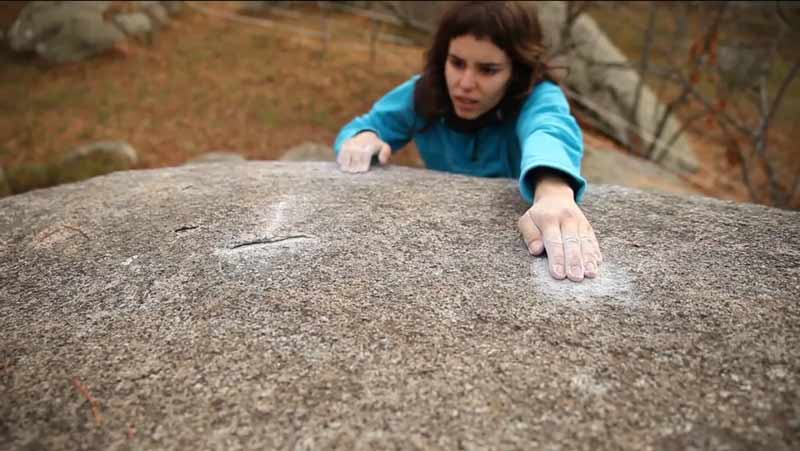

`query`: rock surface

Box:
[7,1,123,63]
[582,146,700,196]
[136,0,169,28]
[279,142,336,162]
[6,1,184,63]
[1,162,798,450]
[184,151,246,165]
[111,12,154,39]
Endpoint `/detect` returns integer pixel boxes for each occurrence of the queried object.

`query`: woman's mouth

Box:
[454,96,479,110]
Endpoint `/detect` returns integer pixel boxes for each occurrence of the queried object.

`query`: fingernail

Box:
[528,240,542,254]
[586,262,597,274]
[569,264,582,278]
[554,264,565,278]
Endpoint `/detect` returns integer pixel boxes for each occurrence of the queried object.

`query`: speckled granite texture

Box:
[1,162,798,451]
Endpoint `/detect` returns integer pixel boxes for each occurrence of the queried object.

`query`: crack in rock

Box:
[228,235,315,250]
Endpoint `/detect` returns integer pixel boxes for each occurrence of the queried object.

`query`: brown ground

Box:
[0,1,791,207]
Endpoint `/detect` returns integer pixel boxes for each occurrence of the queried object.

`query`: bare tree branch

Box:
[567,1,592,25]
[647,2,728,158]
[749,58,800,206]
[790,169,800,206]
[754,58,800,155]
[653,2,689,127]
[629,1,658,132]
[758,74,770,118]
[662,110,707,154]
[574,56,752,161]
[648,88,690,160]
[776,0,800,31]
[683,79,752,137]
[576,56,635,71]
[716,118,760,203]
[577,47,754,140]
[551,1,593,58]
[550,0,796,207]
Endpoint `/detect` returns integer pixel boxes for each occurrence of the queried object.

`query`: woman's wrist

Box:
[354,130,379,141]
[533,171,574,202]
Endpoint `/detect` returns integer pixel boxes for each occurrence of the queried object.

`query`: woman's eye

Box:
[481,67,498,75]
[450,58,465,69]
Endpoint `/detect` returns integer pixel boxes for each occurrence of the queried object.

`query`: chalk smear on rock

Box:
[529,258,635,307]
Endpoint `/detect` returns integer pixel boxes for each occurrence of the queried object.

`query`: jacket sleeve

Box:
[333,75,421,156]
[516,81,587,204]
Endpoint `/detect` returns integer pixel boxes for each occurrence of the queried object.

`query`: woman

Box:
[333,1,601,282]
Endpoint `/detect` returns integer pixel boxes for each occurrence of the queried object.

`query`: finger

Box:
[518,210,543,255]
[579,222,599,278]
[337,150,352,172]
[540,217,566,280]
[348,152,362,173]
[352,149,369,173]
[377,143,391,165]
[592,227,603,264]
[356,144,379,172]
[561,218,584,282]
[348,147,365,173]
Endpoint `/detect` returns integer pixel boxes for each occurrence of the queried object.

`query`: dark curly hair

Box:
[414,1,557,124]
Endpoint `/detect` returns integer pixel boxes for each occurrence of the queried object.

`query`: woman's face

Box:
[445,34,512,120]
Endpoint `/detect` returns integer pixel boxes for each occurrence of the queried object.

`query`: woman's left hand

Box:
[517,176,602,281]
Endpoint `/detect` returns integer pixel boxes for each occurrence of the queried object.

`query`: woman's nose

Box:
[458,69,477,90]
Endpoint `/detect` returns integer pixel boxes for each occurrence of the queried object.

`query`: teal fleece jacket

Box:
[333,75,586,204]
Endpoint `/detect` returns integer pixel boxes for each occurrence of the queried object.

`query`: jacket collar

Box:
[444,104,505,134]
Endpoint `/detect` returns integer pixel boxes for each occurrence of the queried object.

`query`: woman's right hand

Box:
[337,131,392,173]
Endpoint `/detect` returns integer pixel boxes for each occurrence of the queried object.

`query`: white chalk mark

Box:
[529,258,635,306]
[214,197,320,273]
[121,255,139,266]
[264,200,287,237]
[570,371,609,397]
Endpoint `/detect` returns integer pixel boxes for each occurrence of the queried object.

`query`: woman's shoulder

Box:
[519,80,570,114]
[529,80,567,100]
[390,74,422,93]
[378,74,423,105]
